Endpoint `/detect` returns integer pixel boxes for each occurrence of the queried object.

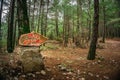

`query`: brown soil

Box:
[41,39,120,80]
[0,39,120,80]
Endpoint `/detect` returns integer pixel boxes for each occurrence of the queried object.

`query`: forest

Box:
[0,0,120,80]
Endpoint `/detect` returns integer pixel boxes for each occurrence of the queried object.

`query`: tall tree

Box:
[75,0,82,46]
[37,0,43,33]
[17,0,30,38]
[7,0,15,53]
[102,0,106,43]
[0,0,3,53]
[44,0,49,36]
[40,1,44,35]
[87,0,92,41]
[87,0,99,60]
[54,0,59,37]
[31,0,36,31]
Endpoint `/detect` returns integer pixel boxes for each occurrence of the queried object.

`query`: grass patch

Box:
[0,40,7,47]
[40,43,59,50]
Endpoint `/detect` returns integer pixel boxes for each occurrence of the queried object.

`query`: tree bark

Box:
[7,0,15,53]
[37,0,43,33]
[40,4,44,35]
[44,0,49,36]
[17,0,30,38]
[0,0,3,53]
[88,0,92,41]
[54,0,59,38]
[31,0,35,31]
[76,0,82,47]
[102,0,106,43]
[87,0,99,60]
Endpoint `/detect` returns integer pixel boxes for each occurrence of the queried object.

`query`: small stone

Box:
[67,72,73,75]
[83,72,86,74]
[36,71,41,74]
[88,72,94,76]
[27,73,33,76]
[21,75,26,78]
[62,73,67,75]
[53,66,56,69]
[103,76,109,79]
[46,68,51,72]
[77,70,80,74]
[60,66,66,71]
[51,77,54,80]
[41,70,46,75]
[79,78,85,80]
[66,76,69,79]
[98,60,101,63]
[112,60,115,62]
[57,58,60,61]
[32,74,35,77]
[14,77,18,80]
[96,75,99,77]
[72,77,75,80]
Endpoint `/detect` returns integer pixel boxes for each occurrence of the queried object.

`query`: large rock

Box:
[9,47,44,73]
[9,32,47,73]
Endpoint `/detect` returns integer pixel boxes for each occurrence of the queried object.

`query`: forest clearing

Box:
[0,0,120,80]
[0,38,120,80]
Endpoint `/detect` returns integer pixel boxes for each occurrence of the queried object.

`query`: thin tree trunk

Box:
[41,4,44,35]
[0,0,3,53]
[37,0,43,33]
[88,0,91,41]
[44,0,49,36]
[76,0,82,47]
[72,11,75,42]
[55,9,59,37]
[28,0,31,29]
[7,0,15,53]
[54,0,59,38]
[63,10,68,47]
[87,0,99,60]
[102,0,106,43]
[31,0,35,31]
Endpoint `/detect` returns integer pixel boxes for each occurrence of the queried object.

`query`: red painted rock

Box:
[19,32,48,46]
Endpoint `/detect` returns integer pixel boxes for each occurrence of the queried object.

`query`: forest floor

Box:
[40,38,120,80]
[0,38,120,80]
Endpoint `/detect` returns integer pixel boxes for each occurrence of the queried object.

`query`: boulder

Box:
[9,47,44,73]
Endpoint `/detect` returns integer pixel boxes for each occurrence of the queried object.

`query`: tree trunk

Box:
[7,0,15,53]
[44,0,49,36]
[0,0,3,53]
[31,0,35,31]
[88,0,92,41]
[54,0,59,38]
[55,9,59,38]
[87,0,99,60]
[63,10,68,47]
[17,0,30,38]
[76,0,82,47]
[72,11,75,42]
[40,4,44,35]
[102,0,106,43]
[37,0,43,33]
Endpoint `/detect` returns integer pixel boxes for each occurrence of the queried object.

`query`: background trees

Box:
[0,0,120,55]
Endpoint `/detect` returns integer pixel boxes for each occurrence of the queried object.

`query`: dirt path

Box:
[0,39,120,80]
[41,39,120,80]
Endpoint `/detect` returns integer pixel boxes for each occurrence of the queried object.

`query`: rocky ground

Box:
[0,38,120,80]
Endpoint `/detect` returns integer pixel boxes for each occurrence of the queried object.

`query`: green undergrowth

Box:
[40,43,59,50]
